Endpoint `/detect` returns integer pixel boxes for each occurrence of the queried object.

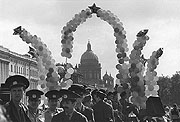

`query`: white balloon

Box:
[115,79,120,85]
[67,68,74,74]
[153,76,159,82]
[151,90,158,97]
[154,85,159,91]
[37,84,42,90]
[66,79,73,86]
[65,73,71,79]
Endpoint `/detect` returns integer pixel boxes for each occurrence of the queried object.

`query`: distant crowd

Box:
[0,75,180,122]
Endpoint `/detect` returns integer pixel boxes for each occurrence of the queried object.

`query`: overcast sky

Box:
[1,0,180,79]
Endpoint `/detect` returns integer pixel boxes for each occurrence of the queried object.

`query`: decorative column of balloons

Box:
[61,8,92,59]
[145,48,163,97]
[128,30,149,107]
[13,26,60,91]
[56,63,74,89]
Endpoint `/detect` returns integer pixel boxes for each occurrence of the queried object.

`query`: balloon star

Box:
[88,3,101,14]
[136,29,148,37]
[13,26,22,35]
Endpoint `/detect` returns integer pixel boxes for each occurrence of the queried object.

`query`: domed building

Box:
[77,41,114,91]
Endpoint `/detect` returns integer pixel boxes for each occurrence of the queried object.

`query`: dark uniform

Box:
[76,104,94,122]
[92,90,115,122]
[51,89,88,122]
[44,90,62,122]
[26,89,44,122]
[68,84,95,122]
[4,75,31,122]
[52,109,88,122]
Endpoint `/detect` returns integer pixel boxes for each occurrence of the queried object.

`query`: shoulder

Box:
[84,106,93,112]
[20,102,28,111]
[51,111,64,121]
[4,102,12,112]
[20,102,28,108]
[4,102,10,108]
[103,101,112,107]
[74,110,87,119]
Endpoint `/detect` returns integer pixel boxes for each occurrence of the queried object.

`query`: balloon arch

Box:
[13,3,163,108]
[60,3,163,108]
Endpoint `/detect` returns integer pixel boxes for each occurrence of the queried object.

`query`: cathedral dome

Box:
[80,41,99,63]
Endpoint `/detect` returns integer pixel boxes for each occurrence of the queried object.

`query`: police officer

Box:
[68,84,95,122]
[44,90,62,122]
[92,90,115,122]
[4,75,31,122]
[51,89,88,122]
[26,89,44,122]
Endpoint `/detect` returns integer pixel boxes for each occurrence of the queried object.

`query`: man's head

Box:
[94,90,106,102]
[45,90,60,110]
[68,84,86,107]
[59,89,80,114]
[26,89,44,109]
[5,75,29,103]
[82,95,93,108]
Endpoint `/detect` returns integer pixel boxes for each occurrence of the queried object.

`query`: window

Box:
[11,65,13,72]
[17,66,18,73]
[19,66,20,73]
[14,65,16,73]
[27,69,29,75]
[24,67,26,75]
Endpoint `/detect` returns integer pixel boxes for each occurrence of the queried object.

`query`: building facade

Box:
[0,45,39,104]
[77,42,114,91]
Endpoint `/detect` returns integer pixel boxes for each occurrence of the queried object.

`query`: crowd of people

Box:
[0,75,180,122]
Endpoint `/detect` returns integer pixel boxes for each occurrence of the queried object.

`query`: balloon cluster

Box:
[114,30,163,109]
[45,68,60,90]
[56,63,74,89]
[128,29,149,108]
[144,48,163,97]
[13,26,59,91]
